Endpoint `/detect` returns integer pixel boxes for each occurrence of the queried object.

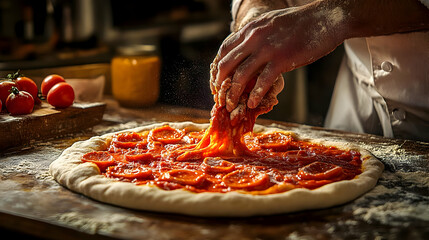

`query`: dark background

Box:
[0,0,343,126]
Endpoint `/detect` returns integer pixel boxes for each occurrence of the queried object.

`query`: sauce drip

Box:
[82,78,362,194]
[82,121,362,194]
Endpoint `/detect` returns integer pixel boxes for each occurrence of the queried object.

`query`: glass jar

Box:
[111,45,161,108]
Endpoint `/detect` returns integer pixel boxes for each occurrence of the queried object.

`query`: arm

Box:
[232,0,314,32]
[216,0,313,118]
[214,0,429,112]
[346,0,429,38]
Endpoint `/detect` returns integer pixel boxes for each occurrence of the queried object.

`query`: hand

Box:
[213,2,345,112]
[210,53,283,125]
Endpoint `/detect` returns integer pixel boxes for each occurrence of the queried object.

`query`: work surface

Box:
[0,99,428,240]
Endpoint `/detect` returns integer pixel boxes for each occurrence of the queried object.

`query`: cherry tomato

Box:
[16,76,40,104]
[41,74,66,96]
[47,82,75,108]
[0,81,16,108]
[6,86,34,115]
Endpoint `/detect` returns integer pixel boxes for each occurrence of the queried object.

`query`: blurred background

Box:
[0,0,343,126]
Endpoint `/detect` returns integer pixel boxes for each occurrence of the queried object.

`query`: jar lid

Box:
[116,44,157,56]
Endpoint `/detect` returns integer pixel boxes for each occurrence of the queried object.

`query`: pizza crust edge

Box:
[49,121,384,217]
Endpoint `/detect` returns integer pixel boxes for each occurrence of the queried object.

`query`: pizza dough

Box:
[49,122,384,217]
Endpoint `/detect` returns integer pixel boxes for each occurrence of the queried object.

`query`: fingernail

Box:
[226,100,233,112]
[226,103,232,112]
[215,73,220,88]
[247,98,255,109]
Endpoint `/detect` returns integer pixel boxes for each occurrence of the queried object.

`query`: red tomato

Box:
[47,82,75,108]
[41,74,66,96]
[6,86,34,115]
[16,76,40,104]
[0,99,2,110]
[0,81,16,108]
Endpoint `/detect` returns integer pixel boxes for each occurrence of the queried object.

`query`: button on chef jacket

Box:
[325,30,429,142]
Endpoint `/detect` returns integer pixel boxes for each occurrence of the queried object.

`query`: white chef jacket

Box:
[324,0,429,142]
[325,31,429,142]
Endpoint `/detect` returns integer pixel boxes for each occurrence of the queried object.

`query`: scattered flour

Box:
[328,7,344,26]
[286,232,314,240]
[352,170,429,227]
[308,5,344,50]
[53,212,146,235]
[92,121,145,135]
[0,158,52,181]
[353,201,429,227]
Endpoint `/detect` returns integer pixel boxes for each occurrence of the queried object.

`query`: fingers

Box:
[270,75,285,97]
[225,54,265,112]
[247,63,282,109]
[229,102,246,127]
[209,55,220,94]
[217,32,243,60]
[217,78,232,107]
[213,20,278,112]
[229,75,284,125]
[215,43,249,92]
[214,33,242,89]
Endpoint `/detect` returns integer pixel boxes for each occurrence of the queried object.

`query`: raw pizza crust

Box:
[49,122,384,217]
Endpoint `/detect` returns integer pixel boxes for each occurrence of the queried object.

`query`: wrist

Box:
[233,0,288,32]
[236,6,270,31]
[307,0,350,44]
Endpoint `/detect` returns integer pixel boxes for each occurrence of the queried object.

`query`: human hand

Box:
[210,56,283,125]
[213,2,346,112]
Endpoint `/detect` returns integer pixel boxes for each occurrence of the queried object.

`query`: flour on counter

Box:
[352,171,429,227]
[93,120,152,135]
[52,212,146,235]
[354,201,429,226]
[0,158,52,181]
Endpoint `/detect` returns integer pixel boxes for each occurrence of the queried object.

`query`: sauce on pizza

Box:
[81,124,362,194]
[82,78,363,194]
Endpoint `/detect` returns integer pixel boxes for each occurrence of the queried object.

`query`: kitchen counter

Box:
[0,99,428,240]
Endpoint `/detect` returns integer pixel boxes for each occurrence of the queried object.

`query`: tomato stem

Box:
[37,91,46,100]
[9,86,20,95]
[6,69,24,80]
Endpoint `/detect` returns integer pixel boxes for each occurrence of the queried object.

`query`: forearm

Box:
[232,0,290,32]
[233,0,429,37]
[342,0,429,39]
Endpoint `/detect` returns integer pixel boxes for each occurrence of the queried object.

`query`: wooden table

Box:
[1,99,428,239]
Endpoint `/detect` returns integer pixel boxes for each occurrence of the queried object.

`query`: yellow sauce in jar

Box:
[111,46,161,108]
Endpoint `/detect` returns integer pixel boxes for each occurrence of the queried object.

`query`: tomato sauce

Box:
[83,79,363,195]
[82,104,362,194]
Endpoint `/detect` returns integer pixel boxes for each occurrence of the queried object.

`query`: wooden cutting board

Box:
[0,101,106,151]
